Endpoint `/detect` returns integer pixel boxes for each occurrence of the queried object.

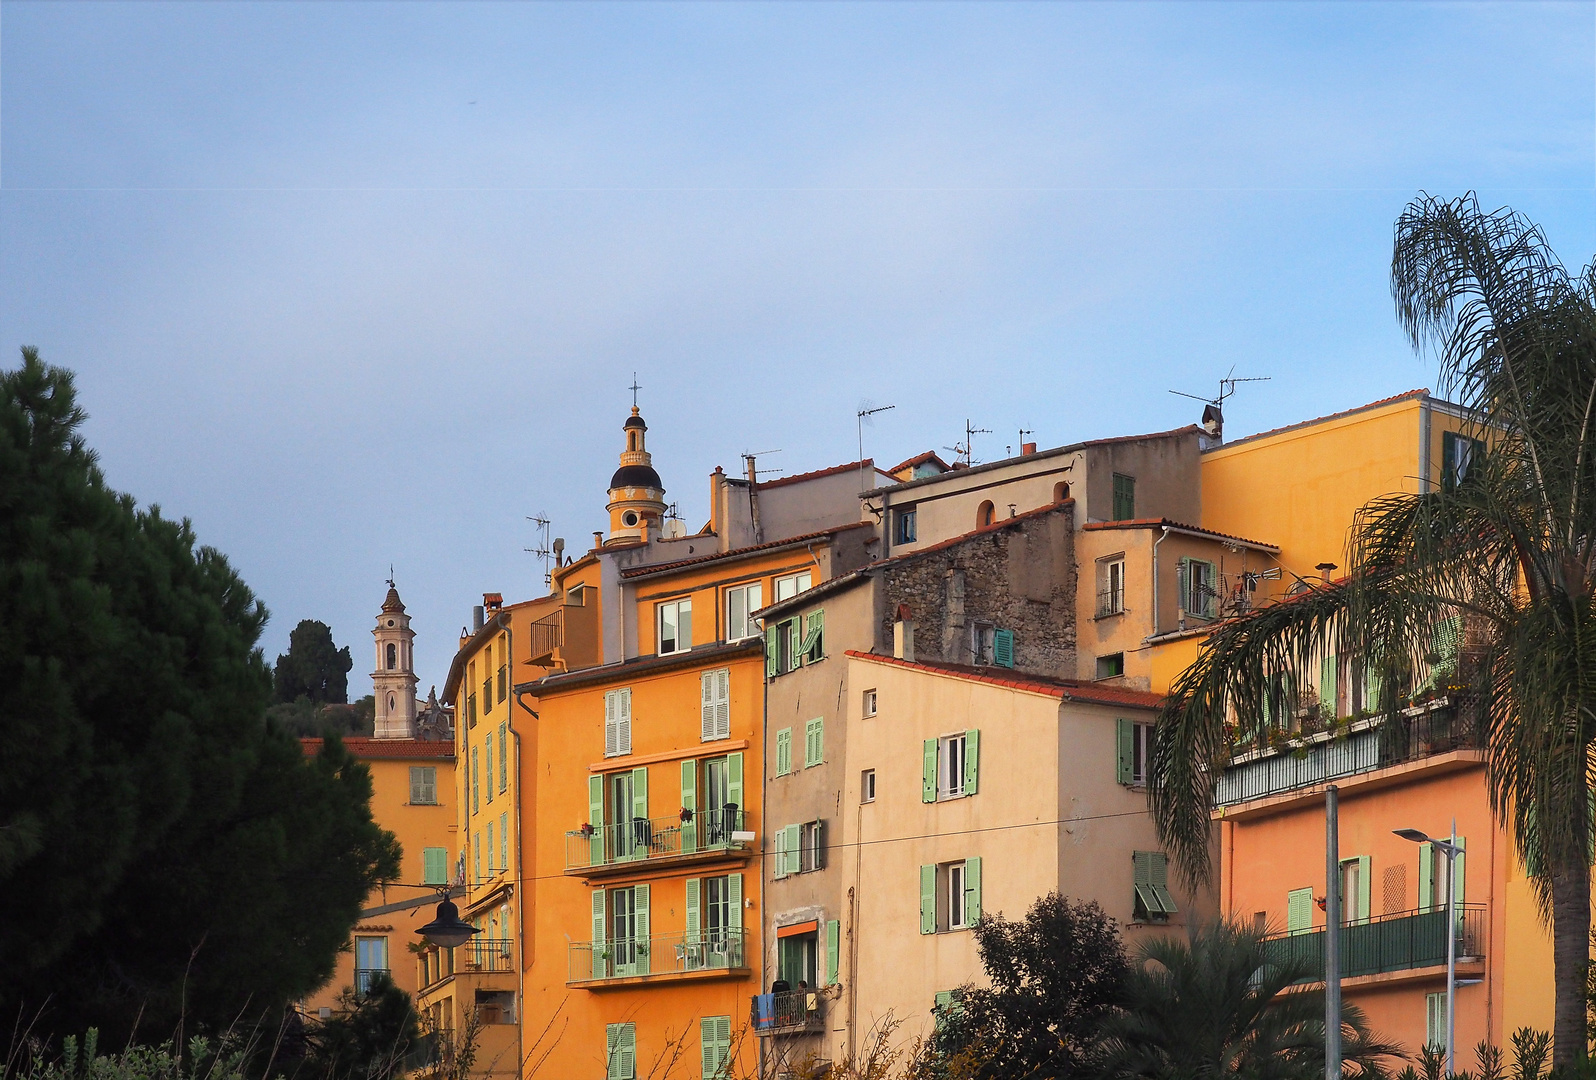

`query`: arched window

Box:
[977,500,995,528]
[628,432,638,452]
[386,643,397,670]
[1054,481,1070,503]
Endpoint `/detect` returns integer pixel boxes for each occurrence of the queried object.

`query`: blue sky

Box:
[2,1,1592,692]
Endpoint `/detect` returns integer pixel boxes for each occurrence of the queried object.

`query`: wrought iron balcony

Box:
[751,990,825,1036]
[354,967,390,995]
[568,928,748,985]
[1215,699,1484,807]
[461,938,514,973]
[1096,587,1125,618]
[566,809,751,872]
[1263,904,1486,984]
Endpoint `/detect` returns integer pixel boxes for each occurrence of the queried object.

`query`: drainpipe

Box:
[757,620,769,1080]
[504,615,528,1073]
[1151,525,1172,637]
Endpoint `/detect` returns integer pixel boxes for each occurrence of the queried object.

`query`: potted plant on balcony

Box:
[579,822,594,837]
[679,806,693,823]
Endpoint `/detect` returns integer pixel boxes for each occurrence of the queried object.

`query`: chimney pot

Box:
[1021,442,1036,456]
[472,605,485,632]
[893,619,916,663]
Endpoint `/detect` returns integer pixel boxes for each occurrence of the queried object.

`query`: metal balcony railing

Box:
[461,938,514,973]
[1096,587,1124,618]
[568,928,748,983]
[354,967,390,995]
[528,613,562,658]
[566,808,750,870]
[751,990,825,1035]
[1263,904,1486,984]
[1215,701,1485,806]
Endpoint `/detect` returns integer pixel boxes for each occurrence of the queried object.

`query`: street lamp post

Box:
[1394,820,1462,1074]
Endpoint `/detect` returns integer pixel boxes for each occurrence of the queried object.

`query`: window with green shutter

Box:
[775,729,791,777]
[499,811,509,873]
[498,723,508,791]
[471,747,479,814]
[922,739,938,803]
[963,856,982,927]
[963,729,980,795]
[409,766,437,805]
[802,609,825,664]
[605,1022,635,1080]
[700,1016,732,1079]
[485,738,494,804]
[679,760,697,854]
[422,846,448,885]
[825,919,840,986]
[992,629,1014,668]
[1112,473,1135,521]
[1132,851,1177,921]
[1442,430,1484,492]
[919,864,936,935]
[1319,654,1339,720]
[804,718,824,768]
[1287,886,1314,933]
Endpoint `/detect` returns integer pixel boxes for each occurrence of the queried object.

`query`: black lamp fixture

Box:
[416,896,479,949]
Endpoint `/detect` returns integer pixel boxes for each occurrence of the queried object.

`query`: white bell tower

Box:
[372,581,418,739]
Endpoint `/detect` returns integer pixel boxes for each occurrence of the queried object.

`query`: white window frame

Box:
[938,734,968,800]
[1097,556,1126,617]
[774,571,813,603]
[862,688,878,717]
[657,597,692,655]
[945,862,969,930]
[799,820,824,873]
[861,769,876,803]
[1131,721,1151,785]
[724,582,763,642]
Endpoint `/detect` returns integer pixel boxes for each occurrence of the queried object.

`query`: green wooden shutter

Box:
[1418,842,1434,912]
[765,625,779,677]
[589,775,605,864]
[1454,837,1466,909]
[1319,654,1338,718]
[471,746,479,812]
[631,766,649,825]
[485,737,493,804]
[607,1024,624,1080]
[1149,852,1177,914]
[498,723,508,791]
[802,609,825,663]
[1116,719,1133,784]
[422,847,446,885]
[727,752,744,810]
[634,884,650,974]
[685,878,701,949]
[776,729,791,776]
[1287,886,1313,933]
[700,1018,717,1080]
[499,811,508,872]
[992,629,1014,668]
[783,824,800,875]
[964,856,982,926]
[825,919,841,986]
[923,739,938,802]
[617,688,632,754]
[617,1023,636,1080]
[920,865,936,934]
[964,729,980,794]
[679,759,697,853]
[1355,854,1371,923]
[592,890,607,978]
[729,873,743,951]
[805,718,824,767]
[773,827,789,878]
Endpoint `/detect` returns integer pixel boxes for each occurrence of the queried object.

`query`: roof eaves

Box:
[618,521,873,580]
[1208,390,1432,453]
[876,501,1072,566]
[1081,518,1279,553]
[442,611,508,704]
[520,638,764,695]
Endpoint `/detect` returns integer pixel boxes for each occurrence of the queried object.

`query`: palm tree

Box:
[1097,920,1397,1079]
[1150,193,1596,1065]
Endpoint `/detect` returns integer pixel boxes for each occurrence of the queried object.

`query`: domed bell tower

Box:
[606,406,667,545]
[372,582,418,739]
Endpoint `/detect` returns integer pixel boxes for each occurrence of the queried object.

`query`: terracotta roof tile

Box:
[845,651,1164,709]
[300,737,456,760]
[755,459,886,490]
[618,521,874,579]
[877,501,1072,564]
[1081,518,1279,552]
[1213,390,1432,451]
[887,450,951,475]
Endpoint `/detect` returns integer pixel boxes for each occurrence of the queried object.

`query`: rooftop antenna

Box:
[1169,368,1270,442]
[857,400,895,492]
[524,515,554,587]
[945,419,992,467]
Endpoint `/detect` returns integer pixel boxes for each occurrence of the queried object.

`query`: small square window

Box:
[862,688,878,717]
[774,571,812,603]
[658,598,692,655]
[725,582,763,641]
[1096,653,1125,680]
[895,508,918,544]
[861,769,876,803]
[938,734,967,800]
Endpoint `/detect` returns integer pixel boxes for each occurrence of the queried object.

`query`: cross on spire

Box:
[387,564,395,589]
[630,373,641,410]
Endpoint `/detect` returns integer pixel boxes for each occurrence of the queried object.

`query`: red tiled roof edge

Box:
[887,450,952,475]
[843,650,1165,709]
[300,737,456,760]
[1081,518,1279,552]
[619,520,875,578]
[1213,390,1431,451]
[755,459,882,491]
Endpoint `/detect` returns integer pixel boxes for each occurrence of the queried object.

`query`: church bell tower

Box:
[372,582,418,739]
[605,404,667,545]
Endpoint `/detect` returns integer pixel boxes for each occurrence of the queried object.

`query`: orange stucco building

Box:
[1148,390,1559,1054]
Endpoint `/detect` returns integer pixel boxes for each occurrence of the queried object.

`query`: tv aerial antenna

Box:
[741,449,783,483]
[857,400,896,464]
[524,515,554,587]
[945,419,992,467]
[1169,368,1270,436]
